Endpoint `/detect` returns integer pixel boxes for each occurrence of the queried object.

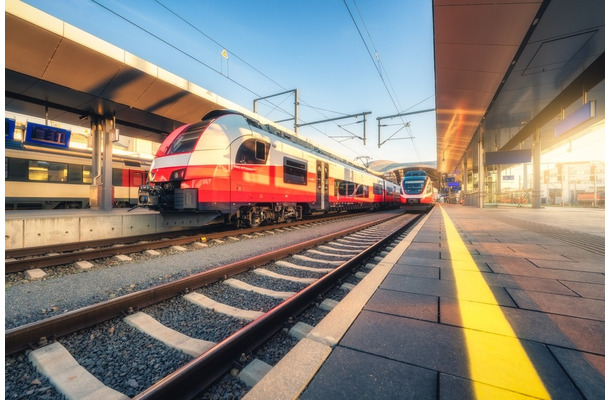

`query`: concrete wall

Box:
[5,213,183,250]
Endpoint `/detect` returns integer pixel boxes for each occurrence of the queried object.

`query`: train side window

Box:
[355,185,369,197]
[337,181,356,196]
[28,161,49,181]
[373,184,383,195]
[83,166,93,184]
[7,158,28,181]
[167,126,203,155]
[255,141,267,161]
[283,157,307,185]
[236,139,268,164]
[48,163,68,182]
[132,171,144,186]
[112,168,123,186]
[68,164,83,184]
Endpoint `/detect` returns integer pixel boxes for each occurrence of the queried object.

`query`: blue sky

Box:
[23,0,437,165]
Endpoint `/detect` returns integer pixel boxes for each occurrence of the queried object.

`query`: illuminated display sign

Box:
[24,122,71,148]
[5,118,15,140]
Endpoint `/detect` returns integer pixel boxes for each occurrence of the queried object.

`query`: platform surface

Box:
[249,204,605,399]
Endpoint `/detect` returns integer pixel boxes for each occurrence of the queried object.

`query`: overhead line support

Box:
[253,89,299,132]
[297,111,371,145]
[377,108,435,148]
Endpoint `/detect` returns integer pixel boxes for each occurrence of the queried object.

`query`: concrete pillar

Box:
[496,167,502,203]
[532,129,541,208]
[462,158,467,205]
[478,130,484,208]
[89,119,103,210]
[102,119,114,210]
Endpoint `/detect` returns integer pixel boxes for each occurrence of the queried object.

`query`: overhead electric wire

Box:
[154,0,287,93]
[92,0,377,164]
[89,0,267,100]
[344,0,423,161]
[152,1,376,161]
[352,0,405,113]
[154,1,365,139]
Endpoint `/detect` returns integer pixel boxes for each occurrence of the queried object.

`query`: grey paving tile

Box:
[547,346,605,400]
[388,264,440,279]
[527,257,605,274]
[487,257,603,283]
[559,280,604,299]
[339,310,470,376]
[402,249,441,260]
[365,288,438,322]
[300,347,437,400]
[396,255,455,269]
[507,288,604,321]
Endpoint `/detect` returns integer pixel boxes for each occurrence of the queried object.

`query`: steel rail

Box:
[5,213,355,273]
[134,213,420,399]
[5,213,402,355]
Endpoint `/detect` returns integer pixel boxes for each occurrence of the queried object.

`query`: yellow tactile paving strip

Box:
[440,205,550,399]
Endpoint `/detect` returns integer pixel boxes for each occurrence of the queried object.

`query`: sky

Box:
[21,0,437,165]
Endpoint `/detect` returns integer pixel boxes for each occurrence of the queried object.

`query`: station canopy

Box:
[433,0,604,175]
[5,0,252,143]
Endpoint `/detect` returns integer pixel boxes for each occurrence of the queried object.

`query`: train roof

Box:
[203,109,384,178]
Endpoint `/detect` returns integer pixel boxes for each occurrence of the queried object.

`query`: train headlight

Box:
[170,168,186,181]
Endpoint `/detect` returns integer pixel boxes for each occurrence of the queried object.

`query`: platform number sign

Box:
[24,122,71,149]
[5,118,16,140]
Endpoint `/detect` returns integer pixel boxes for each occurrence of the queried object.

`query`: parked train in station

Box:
[400,170,437,212]
[137,110,401,227]
[5,142,150,210]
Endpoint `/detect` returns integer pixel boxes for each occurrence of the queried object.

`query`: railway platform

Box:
[4,208,188,250]
[246,204,605,399]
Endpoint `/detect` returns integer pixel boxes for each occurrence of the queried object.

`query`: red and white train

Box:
[400,170,437,212]
[138,110,401,227]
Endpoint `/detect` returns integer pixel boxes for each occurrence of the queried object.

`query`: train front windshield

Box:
[402,178,426,194]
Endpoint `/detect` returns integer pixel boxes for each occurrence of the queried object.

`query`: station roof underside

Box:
[5,0,251,142]
[5,0,605,178]
[433,0,605,175]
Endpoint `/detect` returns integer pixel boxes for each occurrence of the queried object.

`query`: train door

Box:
[316,160,329,210]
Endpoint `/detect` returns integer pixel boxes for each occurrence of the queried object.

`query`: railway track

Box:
[5,211,422,399]
[5,212,362,274]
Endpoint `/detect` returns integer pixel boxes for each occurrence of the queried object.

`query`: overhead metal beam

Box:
[253,89,298,132]
[297,111,371,144]
[376,108,435,148]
